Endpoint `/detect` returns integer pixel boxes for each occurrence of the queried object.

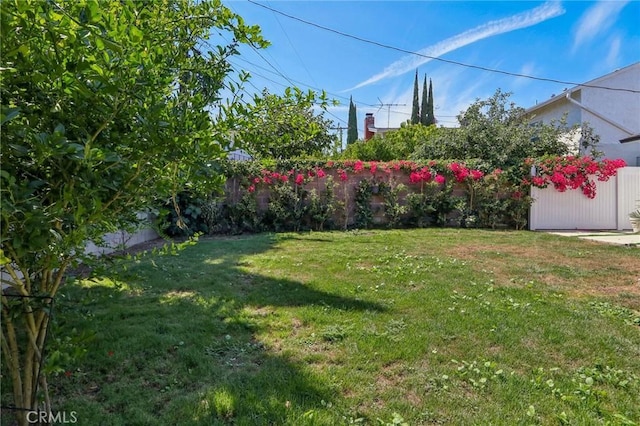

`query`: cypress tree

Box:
[426,79,436,126]
[347,96,358,144]
[411,70,420,124]
[420,74,428,125]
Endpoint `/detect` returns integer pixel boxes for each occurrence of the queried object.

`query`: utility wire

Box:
[266,0,319,89]
[247,0,640,94]
[231,56,379,108]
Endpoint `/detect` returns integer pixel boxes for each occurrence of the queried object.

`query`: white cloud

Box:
[346,1,565,91]
[605,35,622,68]
[572,1,629,52]
[512,62,538,89]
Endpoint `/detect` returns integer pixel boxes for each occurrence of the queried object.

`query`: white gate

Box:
[529,167,640,230]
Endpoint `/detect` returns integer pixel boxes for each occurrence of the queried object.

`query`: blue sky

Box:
[220,1,640,142]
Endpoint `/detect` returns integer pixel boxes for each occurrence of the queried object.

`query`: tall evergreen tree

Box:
[347,96,358,144]
[426,78,436,126]
[420,74,428,125]
[411,70,420,124]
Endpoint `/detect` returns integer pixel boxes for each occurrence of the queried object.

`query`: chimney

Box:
[364,113,374,141]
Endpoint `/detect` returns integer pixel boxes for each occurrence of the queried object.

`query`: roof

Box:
[620,134,640,143]
[525,62,640,114]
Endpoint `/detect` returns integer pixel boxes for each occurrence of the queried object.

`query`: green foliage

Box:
[411,71,420,125]
[341,124,437,161]
[354,179,375,229]
[378,179,408,228]
[264,182,308,232]
[161,192,209,237]
[340,137,396,161]
[236,87,338,159]
[308,176,338,231]
[347,96,358,145]
[426,79,435,126]
[225,193,263,235]
[420,75,428,126]
[0,0,266,419]
[406,182,442,227]
[472,171,532,230]
[411,90,578,169]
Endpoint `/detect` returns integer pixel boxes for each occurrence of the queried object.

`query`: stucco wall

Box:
[526,63,640,165]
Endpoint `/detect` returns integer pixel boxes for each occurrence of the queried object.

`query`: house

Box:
[364,113,399,141]
[525,62,640,166]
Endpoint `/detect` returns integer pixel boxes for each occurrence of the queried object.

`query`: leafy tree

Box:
[347,96,358,145]
[426,79,436,126]
[420,75,429,125]
[411,90,579,169]
[236,87,337,159]
[411,70,420,124]
[0,1,266,422]
[341,123,437,161]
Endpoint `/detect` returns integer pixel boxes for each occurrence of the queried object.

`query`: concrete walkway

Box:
[547,231,640,246]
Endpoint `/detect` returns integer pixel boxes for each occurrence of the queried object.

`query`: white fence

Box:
[530,167,640,230]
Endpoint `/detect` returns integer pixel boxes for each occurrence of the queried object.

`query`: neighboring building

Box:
[228,148,251,161]
[525,62,640,166]
[364,113,399,141]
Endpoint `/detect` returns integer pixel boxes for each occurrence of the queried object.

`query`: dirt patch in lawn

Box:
[447,242,640,308]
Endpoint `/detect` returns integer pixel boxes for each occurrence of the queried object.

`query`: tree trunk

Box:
[1,293,52,426]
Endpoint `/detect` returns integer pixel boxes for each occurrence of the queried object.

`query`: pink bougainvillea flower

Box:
[369,161,377,174]
[409,172,421,184]
[326,160,334,168]
[532,176,546,187]
[248,185,255,193]
[470,170,484,180]
[418,167,432,182]
[338,169,348,181]
[316,168,326,178]
[280,175,289,182]
[435,174,446,184]
[295,174,305,185]
[253,177,261,184]
[354,160,364,173]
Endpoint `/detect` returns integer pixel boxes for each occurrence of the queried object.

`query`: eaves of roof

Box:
[525,61,640,115]
[620,134,640,143]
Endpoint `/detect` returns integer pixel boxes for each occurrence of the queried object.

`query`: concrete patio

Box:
[547,230,640,246]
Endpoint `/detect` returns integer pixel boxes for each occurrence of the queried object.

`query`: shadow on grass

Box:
[46,234,384,425]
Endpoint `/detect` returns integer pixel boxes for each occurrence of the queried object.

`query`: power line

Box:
[230,56,379,108]
[246,0,640,94]
[266,0,319,89]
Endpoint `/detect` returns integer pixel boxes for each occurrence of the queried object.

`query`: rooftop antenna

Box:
[377,97,406,128]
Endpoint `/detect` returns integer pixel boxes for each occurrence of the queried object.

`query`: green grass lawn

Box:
[43,230,640,424]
